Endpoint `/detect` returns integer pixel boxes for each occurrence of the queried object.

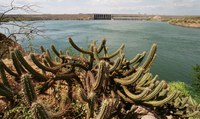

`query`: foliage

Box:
[192,64,200,93]
[169,81,191,96]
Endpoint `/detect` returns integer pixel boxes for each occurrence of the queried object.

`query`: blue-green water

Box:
[9,20,200,83]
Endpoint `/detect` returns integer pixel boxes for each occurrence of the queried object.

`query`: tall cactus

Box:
[21,74,37,106]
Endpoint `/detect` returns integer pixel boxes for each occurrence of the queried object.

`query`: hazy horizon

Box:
[1,0,200,16]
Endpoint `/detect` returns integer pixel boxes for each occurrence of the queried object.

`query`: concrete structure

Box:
[94,14,112,20]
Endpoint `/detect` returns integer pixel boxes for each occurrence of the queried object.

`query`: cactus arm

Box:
[51,45,61,58]
[30,54,59,73]
[78,88,90,103]
[117,90,134,103]
[68,37,93,55]
[144,75,158,86]
[32,103,50,119]
[116,54,125,71]
[129,51,146,65]
[93,46,100,63]
[96,99,110,119]
[114,67,143,85]
[143,91,179,106]
[142,44,157,69]
[44,55,56,67]
[158,87,170,97]
[97,39,106,53]
[40,45,45,53]
[0,61,10,87]
[123,62,140,76]
[42,59,49,67]
[0,60,19,78]
[93,61,105,91]
[109,56,121,72]
[122,86,150,101]
[39,79,55,94]
[182,111,199,118]
[142,81,165,101]
[15,49,47,81]
[22,74,37,106]
[0,83,15,101]
[101,44,125,59]
[136,73,152,87]
[174,97,181,108]
[11,52,23,76]
[87,92,95,119]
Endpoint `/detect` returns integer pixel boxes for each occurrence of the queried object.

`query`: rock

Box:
[141,115,157,119]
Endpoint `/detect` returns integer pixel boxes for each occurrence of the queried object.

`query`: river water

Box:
[5,20,200,83]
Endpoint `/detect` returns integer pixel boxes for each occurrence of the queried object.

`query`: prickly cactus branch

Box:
[0,37,199,118]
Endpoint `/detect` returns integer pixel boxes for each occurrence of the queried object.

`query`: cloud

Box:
[1,0,199,15]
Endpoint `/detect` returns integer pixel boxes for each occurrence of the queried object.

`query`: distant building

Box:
[93,14,112,20]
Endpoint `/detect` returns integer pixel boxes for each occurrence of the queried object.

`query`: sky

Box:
[0,0,200,15]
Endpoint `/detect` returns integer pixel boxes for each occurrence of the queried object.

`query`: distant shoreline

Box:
[1,14,200,28]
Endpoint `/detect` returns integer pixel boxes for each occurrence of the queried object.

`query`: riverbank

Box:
[168,17,200,28]
[148,16,200,28]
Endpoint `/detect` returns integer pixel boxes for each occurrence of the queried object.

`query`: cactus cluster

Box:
[0,37,199,118]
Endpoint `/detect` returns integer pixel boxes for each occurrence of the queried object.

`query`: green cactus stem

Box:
[40,45,45,53]
[116,54,125,71]
[15,49,47,81]
[22,74,37,106]
[93,46,100,63]
[117,90,134,103]
[114,67,144,85]
[0,83,15,101]
[39,79,55,94]
[96,99,110,119]
[174,97,181,108]
[136,73,152,88]
[144,75,158,86]
[30,54,59,73]
[182,111,200,118]
[142,81,165,101]
[97,38,106,53]
[92,61,106,91]
[44,55,56,67]
[109,56,121,72]
[87,92,95,119]
[129,51,146,65]
[68,37,93,55]
[180,97,189,107]
[0,61,10,87]
[51,45,61,58]
[32,103,50,119]
[158,87,170,97]
[122,86,150,101]
[0,60,19,77]
[46,49,52,60]
[11,52,22,76]
[78,88,89,103]
[101,44,125,59]
[42,59,49,67]
[143,91,180,106]
[142,43,157,69]
[123,62,140,76]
